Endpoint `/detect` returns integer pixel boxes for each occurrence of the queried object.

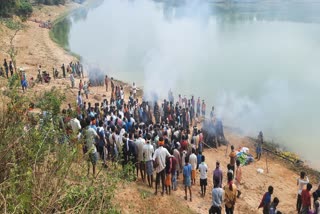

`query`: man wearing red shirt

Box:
[301,183,313,214]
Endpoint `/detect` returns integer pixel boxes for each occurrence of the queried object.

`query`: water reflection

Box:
[51,18,72,49]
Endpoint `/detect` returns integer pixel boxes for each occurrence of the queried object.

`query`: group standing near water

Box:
[1,58,320,214]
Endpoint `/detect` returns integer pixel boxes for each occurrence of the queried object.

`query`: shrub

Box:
[17,0,33,20]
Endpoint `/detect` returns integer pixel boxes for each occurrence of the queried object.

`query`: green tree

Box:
[0,0,32,19]
[16,0,33,20]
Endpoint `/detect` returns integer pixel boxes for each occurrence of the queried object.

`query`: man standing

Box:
[224,172,237,214]
[201,100,206,117]
[213,161,223,188]
[209,178,224,214]
[229,145,237,173]
[105,75,108,92]
[153,137,171,196]
[235,159,242,198]
[210,106,215,119]
[170,151,178,191]
[97,121,106,166]
[256,131,263,160]
[196,97,201,117]
[183,156,192,202]
[198,155,208,197]
[258,186,274,214]
[136,131,146,182]
[9,61,13,76]
[70,73,75,88]
[301,183,313,214]
[132,82,137,98]
[83,118,99,177]
[143,134,154,188]
[189,148,197,185]
[269,197,280,214]
[61,63,66,78]
[3,59,8,78]
[111,77,115,97]
[297,171,309,213]
[173,146,181,180]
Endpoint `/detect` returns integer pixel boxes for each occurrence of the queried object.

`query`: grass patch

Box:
[0,18,25,30]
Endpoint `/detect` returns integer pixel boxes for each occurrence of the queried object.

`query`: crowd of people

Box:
[0,59,84,92]
[2,58,319,214]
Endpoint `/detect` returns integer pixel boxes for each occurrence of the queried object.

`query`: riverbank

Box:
[0,2,319,214]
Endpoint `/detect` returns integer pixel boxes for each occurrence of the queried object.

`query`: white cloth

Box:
[297,176,309,194]
[143,143,154,162]
[199,162,208,180]
[70,118,81,133]
[189,153,197,170]
[240,147,249,154]
[85,127,98,154]
[181,150,187,168]
[136,137,146,162]
[153,146,170,173]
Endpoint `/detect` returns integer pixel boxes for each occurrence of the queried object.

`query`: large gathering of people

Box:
[1,57,319,214]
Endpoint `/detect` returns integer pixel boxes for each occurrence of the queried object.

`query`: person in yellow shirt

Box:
[224,172,237,214]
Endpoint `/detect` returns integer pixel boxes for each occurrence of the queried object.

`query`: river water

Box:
[53,0,320,169]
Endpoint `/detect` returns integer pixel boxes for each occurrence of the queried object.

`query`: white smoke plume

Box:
[68,0,320,169]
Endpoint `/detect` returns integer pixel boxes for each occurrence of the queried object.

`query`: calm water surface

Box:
[53,0,320,169]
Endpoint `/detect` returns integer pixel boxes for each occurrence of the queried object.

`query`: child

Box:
[198,155,208,197]
[165,156,172,195]
[183,156,192,201]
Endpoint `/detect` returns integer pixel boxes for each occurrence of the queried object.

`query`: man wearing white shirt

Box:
[143,134,154,188]
[136,131,146,182]
[297,171,309,212]
[199,156,208,197]
[189,148,198,185]
[153,137,171,196]
[70,117,81,134]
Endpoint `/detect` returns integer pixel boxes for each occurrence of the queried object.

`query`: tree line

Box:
[0,0,71,20]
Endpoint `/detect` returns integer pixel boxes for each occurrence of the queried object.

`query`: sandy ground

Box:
[112,132,308,214]
[0,3,319,214]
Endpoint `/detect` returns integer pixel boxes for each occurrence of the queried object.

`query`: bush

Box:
[17,0,33,20]
[36,0,66,5]
[0,84,120,213]
[0,0,32,20]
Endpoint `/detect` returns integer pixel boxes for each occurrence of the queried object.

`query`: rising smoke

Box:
[68,0,320,168]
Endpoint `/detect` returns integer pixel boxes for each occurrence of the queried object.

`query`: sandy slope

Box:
[0,3,319,214]
[112,132,306,214]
